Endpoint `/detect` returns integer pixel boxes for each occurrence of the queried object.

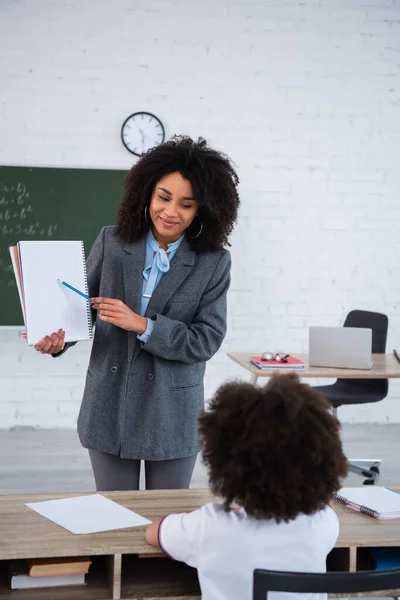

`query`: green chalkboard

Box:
[0,166,127,325]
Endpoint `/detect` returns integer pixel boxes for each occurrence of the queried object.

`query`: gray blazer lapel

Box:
[122,236,147,357]
[145,237,196,318]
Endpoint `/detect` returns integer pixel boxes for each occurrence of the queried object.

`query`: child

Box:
[145,373,348,600]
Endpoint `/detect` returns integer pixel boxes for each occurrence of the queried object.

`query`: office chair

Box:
[253,568,400,600]
[314,310,389,485]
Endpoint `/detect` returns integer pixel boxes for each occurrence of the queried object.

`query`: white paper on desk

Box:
[25,494,151,534]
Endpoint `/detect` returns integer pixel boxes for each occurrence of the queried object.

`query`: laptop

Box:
[309,326,373,370]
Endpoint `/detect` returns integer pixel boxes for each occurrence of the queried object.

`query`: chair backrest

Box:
[338,309,389,396]
[343,310,388,353]
[253,568,400,600]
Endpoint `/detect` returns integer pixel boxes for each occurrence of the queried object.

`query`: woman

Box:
[31,136,240,492]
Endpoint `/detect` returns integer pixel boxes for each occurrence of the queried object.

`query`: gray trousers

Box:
[88,449,197,491]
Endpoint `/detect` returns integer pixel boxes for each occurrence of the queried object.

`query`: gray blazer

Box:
[65,226,231,460]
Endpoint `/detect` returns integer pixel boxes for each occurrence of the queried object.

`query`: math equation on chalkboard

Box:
[0,164,125,324]
[0,182,59,289]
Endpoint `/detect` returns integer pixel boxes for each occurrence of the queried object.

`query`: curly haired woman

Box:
[146,373,348,600]
[30,136,240,491]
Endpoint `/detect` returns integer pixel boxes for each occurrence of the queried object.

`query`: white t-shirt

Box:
[159,502,339,600]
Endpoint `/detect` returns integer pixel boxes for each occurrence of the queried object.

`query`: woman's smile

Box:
[159,216,178,228]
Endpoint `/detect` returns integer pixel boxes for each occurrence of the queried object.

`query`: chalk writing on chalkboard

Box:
[0,181,59,288]
[0,165,125,324]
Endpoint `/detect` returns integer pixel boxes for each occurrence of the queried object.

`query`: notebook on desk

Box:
[334,487,400,520]
[9,240,93,346]
[251,355,307,370]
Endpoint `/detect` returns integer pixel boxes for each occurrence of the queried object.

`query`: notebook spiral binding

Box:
[334,493,348,505]
[359,505,378,518]
[334,493,378,518]
[81,241,94,338]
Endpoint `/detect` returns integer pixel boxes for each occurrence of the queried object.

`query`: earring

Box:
[144,206,150,223]
[190,221,203,239]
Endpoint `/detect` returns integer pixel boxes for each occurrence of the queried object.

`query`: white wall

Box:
[1,0,400,426]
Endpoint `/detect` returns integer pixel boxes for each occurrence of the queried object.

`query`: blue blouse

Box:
[137,230,184,343]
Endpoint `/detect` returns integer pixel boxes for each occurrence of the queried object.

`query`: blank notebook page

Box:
[338,487,400,514]
[19,241,92,345]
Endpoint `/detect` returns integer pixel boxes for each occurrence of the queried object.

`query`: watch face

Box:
[121,112,165,156]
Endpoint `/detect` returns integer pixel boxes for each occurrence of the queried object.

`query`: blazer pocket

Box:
[170,363,200,390]
[168,295,199,305]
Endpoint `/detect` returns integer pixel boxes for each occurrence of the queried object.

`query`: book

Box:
[9,561,86,590]
[334,486,400,520]
[250,355,307,370]
[9,240,93,345]
[25,493,152,534]
[371,548,400,570]
[27,556,92,577]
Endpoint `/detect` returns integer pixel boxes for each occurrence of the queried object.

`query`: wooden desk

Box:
[1,488,400,599]
[228,352,400,385]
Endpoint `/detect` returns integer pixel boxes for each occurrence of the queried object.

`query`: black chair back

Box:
[339,309,388,397]
[253,568,400,600]
[343,310,388,353]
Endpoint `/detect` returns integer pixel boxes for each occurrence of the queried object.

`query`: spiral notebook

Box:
[334,487,400,520]
[9,241,93,346]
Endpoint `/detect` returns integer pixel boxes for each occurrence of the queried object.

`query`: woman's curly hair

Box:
[199,373,348,522]
[115,135,240,252]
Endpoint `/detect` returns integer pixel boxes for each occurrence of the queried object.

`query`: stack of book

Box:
[250,355,307,370]
[9,556,92,590]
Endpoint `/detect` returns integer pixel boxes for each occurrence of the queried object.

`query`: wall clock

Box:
[121,112,165,156]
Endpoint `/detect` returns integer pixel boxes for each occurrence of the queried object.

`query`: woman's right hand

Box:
[23,329,66,354]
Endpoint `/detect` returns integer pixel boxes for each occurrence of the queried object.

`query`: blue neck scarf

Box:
[142,232,183,299]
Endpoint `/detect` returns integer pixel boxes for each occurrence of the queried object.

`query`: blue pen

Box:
[57,279,90,301]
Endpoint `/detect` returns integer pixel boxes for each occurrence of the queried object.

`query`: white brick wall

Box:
[1,0,400,426]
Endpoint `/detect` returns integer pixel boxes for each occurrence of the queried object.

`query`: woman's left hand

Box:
[90,297,147,334]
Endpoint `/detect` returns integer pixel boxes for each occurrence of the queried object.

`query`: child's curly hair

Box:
[116,135,240,252]
[199,373,348,522]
